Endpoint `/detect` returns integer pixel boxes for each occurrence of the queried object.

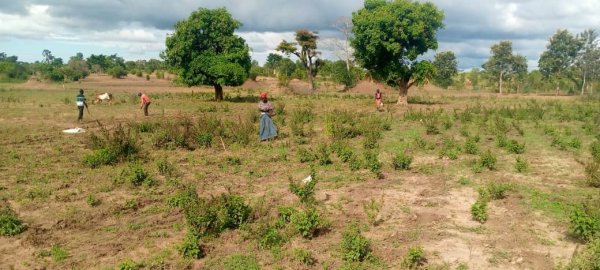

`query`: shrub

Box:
[83,148,118,168]
[341,223,372,262]
[179,231,204,259]
[479,149,497,170]
[291,207,325,239]
[569,137,582,149]
[289,169,317,204]
[317,143,332,165]
[108,66,127,79]
[86,194,101,207]
[402,245,426,269]
[363,132,379,149]
[156,157,176,177]
[181,192,252,237]
[348,155,362,171]
[392,151,413,170]
[569,205,600,242]
[0,207,26,236]
[482,182,511,200]
[471,200,488,223]
[258,226,284,249]
[515,157,528,173]
[463,137,479,155]
[222,254,260,270]
[85,123,140,167]
[439,137,460,160]
[196,132,213,148]
[505,139,525,154]
[293,248,316,266]
[591,141,600,162]
[364,150,382,175]
[297,147,317,163]
[118,258,143,270]
[585,161,600,188]
[120,162,153,187]
[136,121,156,133]
[335,144,355,163]
[568,237,600,269]
[277,206,298,225]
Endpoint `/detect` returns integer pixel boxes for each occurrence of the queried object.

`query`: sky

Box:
[1,0,599,70]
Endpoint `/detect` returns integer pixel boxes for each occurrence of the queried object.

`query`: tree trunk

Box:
[214,84,224,101]
[306,67,315,91]
[581,71,587,96]
[498,72,503,94]
[397,82,409,105]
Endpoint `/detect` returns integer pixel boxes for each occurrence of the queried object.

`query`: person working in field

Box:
[375,89,383,111]
[76,89,88,123]
[138,92,151,116]
[258,92,277,141]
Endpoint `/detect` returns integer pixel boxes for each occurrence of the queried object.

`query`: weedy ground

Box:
[1,75,599,269]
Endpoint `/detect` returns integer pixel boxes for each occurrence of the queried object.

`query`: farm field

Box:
[1,75,600,270]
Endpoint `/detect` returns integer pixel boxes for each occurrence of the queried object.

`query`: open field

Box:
[1,75,599,269]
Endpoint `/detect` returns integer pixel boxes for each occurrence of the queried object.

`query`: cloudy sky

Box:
[1,0,599,70]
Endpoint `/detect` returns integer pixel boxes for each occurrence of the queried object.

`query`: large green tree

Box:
[432,51,458,89]
[164,8,251,100]
[538,30,582,94]
[351,0,444,105]
[576,29,600,95]
[482,41,527,94]
[276,29,321,91]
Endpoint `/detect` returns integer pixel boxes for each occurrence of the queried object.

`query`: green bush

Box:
[364,150,382,175]
[258,226,284,249]
[479,149,497,170]
[83,148,118,168]
[570,206,600,242]
[515,157,528,173]
[585,161,600,188]
[505,139,525,154]
[120,162,153,187]
[156,157,176,177]
[291,207,325,239]
[439,137,460,160]
[348,155,362,171]
[196,132,213,148]
[277,206,298,225]
[222,254,260,270]
[86,194,101,207]
[569,137,582,149]
[118,258,144,270]
[392,152,413,170]
[179,231,204,259]
[181,192,252,237]
[471,200,488,223]
[335,144,355,163]
[293,248,316,266]
[86,123,140,167]
[568,236,600,269]
[297,147,317,163]
[402,245,426,269]
[136,121,156,133]
[108,66,127,79]
[463,137,479,155]
[363,132,379,149]
[289,169,317,204]
[482,182,511,200]
[0,207,26,236]
[341,223,372,262]
[317,143,332,165]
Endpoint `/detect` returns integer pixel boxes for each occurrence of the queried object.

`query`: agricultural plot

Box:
[1,79,600,269]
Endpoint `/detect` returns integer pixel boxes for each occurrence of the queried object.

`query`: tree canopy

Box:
[277,29,322,91]
[351,0,444,104]
[432,51,458,89]
[482,41,527,94]
[164,7,251,100]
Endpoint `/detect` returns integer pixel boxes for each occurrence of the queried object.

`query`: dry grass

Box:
[0,75,597,269]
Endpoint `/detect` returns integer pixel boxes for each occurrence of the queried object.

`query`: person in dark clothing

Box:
[76,89,88,123]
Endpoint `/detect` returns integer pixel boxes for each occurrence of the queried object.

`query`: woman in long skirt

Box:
[258,92,277,141]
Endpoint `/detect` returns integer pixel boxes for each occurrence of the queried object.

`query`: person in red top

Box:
[375,89,383,111]
[138,92,151,116]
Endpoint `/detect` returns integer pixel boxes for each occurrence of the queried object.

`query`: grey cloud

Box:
[0,1,29,14]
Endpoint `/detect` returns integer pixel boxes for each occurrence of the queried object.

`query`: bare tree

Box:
[332,16,354,72]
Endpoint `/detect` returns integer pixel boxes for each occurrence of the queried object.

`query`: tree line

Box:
[2,0,599,102]
[0,50,168,83]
